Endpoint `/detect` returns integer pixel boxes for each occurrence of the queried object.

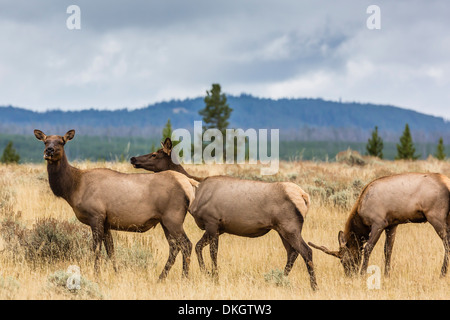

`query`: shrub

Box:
[0,276,20,299]
[0,217,27,253]
[115,243,155,270]
[263,269,291,287]
[330,190,352,210]
[0,185,15,216]
[336,149,366,166]
[25,218,91,263]
[47,269,103,300]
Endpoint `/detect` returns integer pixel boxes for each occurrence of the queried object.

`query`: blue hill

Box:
[1,95,449,142]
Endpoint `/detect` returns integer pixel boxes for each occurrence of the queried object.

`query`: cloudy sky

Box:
[0,0,449,119]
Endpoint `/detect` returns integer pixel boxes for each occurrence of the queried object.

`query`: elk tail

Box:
[281,182,310,221]
[440,174,450,219]
[188,177,199,192]
[183,178,199,205]
[171,172,199,206]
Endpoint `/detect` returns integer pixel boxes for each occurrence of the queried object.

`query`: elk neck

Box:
[167,161,205,182]
[344,209,370,259]
[46,152,82,204]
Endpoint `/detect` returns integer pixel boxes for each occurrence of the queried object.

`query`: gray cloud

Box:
[0,0,449,119]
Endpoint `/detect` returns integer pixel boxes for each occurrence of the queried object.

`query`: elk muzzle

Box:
[44,147,55,160]
[130,157,141,168]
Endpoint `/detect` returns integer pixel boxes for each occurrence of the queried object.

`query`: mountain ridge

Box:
[1,95,449,143]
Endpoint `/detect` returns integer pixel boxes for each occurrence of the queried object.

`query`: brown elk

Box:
[34,130,198,280]
[309,173,450,278]
[130,138,318,290]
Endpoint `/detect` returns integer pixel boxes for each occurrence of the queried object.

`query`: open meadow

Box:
[0,159,449,300]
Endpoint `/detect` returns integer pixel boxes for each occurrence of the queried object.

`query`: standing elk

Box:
[309,173,450,277]
[130,138,318,290]
[34,130,198,280]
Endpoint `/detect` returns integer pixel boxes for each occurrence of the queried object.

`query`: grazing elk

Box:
[34,130,198,280]
[309,173,450,278]
[130,138,318,290]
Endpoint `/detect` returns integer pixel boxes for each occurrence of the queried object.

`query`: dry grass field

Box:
[0,159,449,300]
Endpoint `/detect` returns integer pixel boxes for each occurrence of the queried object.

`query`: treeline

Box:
[2,94,450,143]
[0,133,159,163]
[365,123,447,160]
[2,133,449,164]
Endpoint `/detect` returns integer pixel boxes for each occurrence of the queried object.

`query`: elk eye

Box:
[151,154,156,158]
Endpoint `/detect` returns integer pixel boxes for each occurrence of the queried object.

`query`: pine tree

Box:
[435,137,446,160]
[161,118,179,150]
[0,141,20,164]
[199,83,233,135]
[162,118,173,140]
[395,124,420,160]
[366,126,384,159]
[199,84,233,160]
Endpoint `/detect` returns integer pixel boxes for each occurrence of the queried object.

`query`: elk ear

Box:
[338,231,347,247]
[63,130,75,143]
[34,129,47,141]
[161,137,172,156]
[349,232,361,251]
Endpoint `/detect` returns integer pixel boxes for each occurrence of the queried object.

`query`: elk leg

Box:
[298,239,317,291]
[278,229,318,290]
[446,220,450,277]
[209,232,219,279]
[103,222,118,272]
[438,233,448,277]
[158,225,180,281]
[360,225,384,275]
[159,219,192,280]
[443,239,449,277]
[195,232,212,273]
[440,225,449,277]
[427,216,449,277]
[446,229,450,277]
[90,219,105,274]
[384,225,397,277]
[179,232,193,278]
[279,235,298,276]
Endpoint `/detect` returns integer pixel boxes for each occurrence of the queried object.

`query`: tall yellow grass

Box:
[0,159,449,299]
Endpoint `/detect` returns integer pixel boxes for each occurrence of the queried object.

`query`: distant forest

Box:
[1,132,448,163]
[1,95,449,162]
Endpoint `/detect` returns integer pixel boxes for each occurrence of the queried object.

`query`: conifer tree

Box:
[0,141,20,164]
[366,126,384,159]
[395,124,420,160]
[199,84,232,135]
[162,118,173,140]
[435,137,446,160]
[199,84,233,160]
[161,118,179,150]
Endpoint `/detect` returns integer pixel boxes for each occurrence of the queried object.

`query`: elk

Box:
[34,129,198,280]
[130,138,318,290]
[309,173,450,278]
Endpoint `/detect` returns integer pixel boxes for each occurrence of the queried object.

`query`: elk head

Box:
[130,137,173,172]
[34,129,75,163]
[309,231,362,277]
